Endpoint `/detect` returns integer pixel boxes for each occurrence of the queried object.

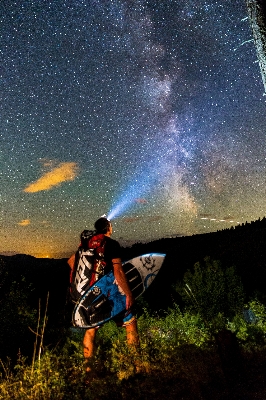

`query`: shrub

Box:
[229,299,266,350]
[174,257,245,331]
[0,277,37,361]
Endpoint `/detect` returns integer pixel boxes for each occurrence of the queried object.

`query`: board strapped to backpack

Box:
[70,230,107,303]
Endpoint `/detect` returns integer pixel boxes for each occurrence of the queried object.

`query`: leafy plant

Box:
[0,277,37,361]
[174,257,245,331]
[1,302,266,399]
[229,299,266,350]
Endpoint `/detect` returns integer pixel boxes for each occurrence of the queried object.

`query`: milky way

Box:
[1,0,266,257]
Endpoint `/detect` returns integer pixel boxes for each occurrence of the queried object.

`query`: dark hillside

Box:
[122,218,266,310]
[1,218,266,312]
[0,255,70,359]
[0,254,69,310]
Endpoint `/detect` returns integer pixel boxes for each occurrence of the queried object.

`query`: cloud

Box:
[147,215,163,222]
[223,216,236,222]
[18,219,31,226]
[123,217,141,223]
[123,215,163,223]
[198,213,212,219]
[198,214,238,223]
[40,220,51,227]
[24,162,79,193]
[135,198,148,204]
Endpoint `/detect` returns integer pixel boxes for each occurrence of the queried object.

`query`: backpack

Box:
[70,230,106,303]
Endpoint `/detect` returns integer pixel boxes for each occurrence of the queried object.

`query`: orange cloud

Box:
[24,162,79,193]
[18,219,31,226]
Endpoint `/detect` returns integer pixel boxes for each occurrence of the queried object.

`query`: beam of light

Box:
[107,132,194,222]
[107,166,160,221]
[107,181,149,221]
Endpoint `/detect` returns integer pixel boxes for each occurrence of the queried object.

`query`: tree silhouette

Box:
[246,0,266,94]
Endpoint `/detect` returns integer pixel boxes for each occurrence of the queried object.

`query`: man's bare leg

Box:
[125,320,142,372]
[125,319,139,347]
[83,328,96,372]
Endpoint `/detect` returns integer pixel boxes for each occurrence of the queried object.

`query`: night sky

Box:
[1,0,266,258]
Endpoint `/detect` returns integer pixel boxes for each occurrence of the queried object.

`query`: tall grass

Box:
[1,303,266,400]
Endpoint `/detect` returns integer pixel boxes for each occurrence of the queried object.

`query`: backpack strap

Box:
[70,234,107,302]
[88,234,106,287]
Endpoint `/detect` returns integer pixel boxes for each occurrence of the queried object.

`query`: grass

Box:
[1,305,266,400]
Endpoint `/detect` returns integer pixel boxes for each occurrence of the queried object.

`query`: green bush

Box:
[229,299,266,350]
[174,257,245,331]
[0,277,37,361]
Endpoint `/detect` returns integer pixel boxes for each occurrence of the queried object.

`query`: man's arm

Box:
[112,258,134,310]
[67,253,76,284]
[67,253,75,270]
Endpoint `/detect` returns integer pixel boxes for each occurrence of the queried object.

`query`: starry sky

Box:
[1,0,266,258]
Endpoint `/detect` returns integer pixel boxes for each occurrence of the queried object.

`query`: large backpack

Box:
[70,230,106,303]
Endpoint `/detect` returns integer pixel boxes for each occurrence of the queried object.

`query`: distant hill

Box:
[1,215,266,313]
[121,216,266,309]
[0,255,70,360]
[0,254,69,306]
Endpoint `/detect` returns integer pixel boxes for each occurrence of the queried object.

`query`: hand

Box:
[126,293,135,310]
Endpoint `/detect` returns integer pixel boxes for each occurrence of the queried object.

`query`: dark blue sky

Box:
[1,0,266,257]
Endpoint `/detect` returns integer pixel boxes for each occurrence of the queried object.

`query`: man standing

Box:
[68,217,139,377]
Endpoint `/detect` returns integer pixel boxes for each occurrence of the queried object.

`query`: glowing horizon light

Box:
[32,254,51,258]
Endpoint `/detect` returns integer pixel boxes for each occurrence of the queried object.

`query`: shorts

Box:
[113,309,136,327]
[94,309,136,330]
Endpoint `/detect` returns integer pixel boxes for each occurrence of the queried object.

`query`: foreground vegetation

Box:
[1,304,266,400]
[1,258,266,399]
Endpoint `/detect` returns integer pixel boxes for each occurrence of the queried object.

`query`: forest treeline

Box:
[124,216,266,308]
